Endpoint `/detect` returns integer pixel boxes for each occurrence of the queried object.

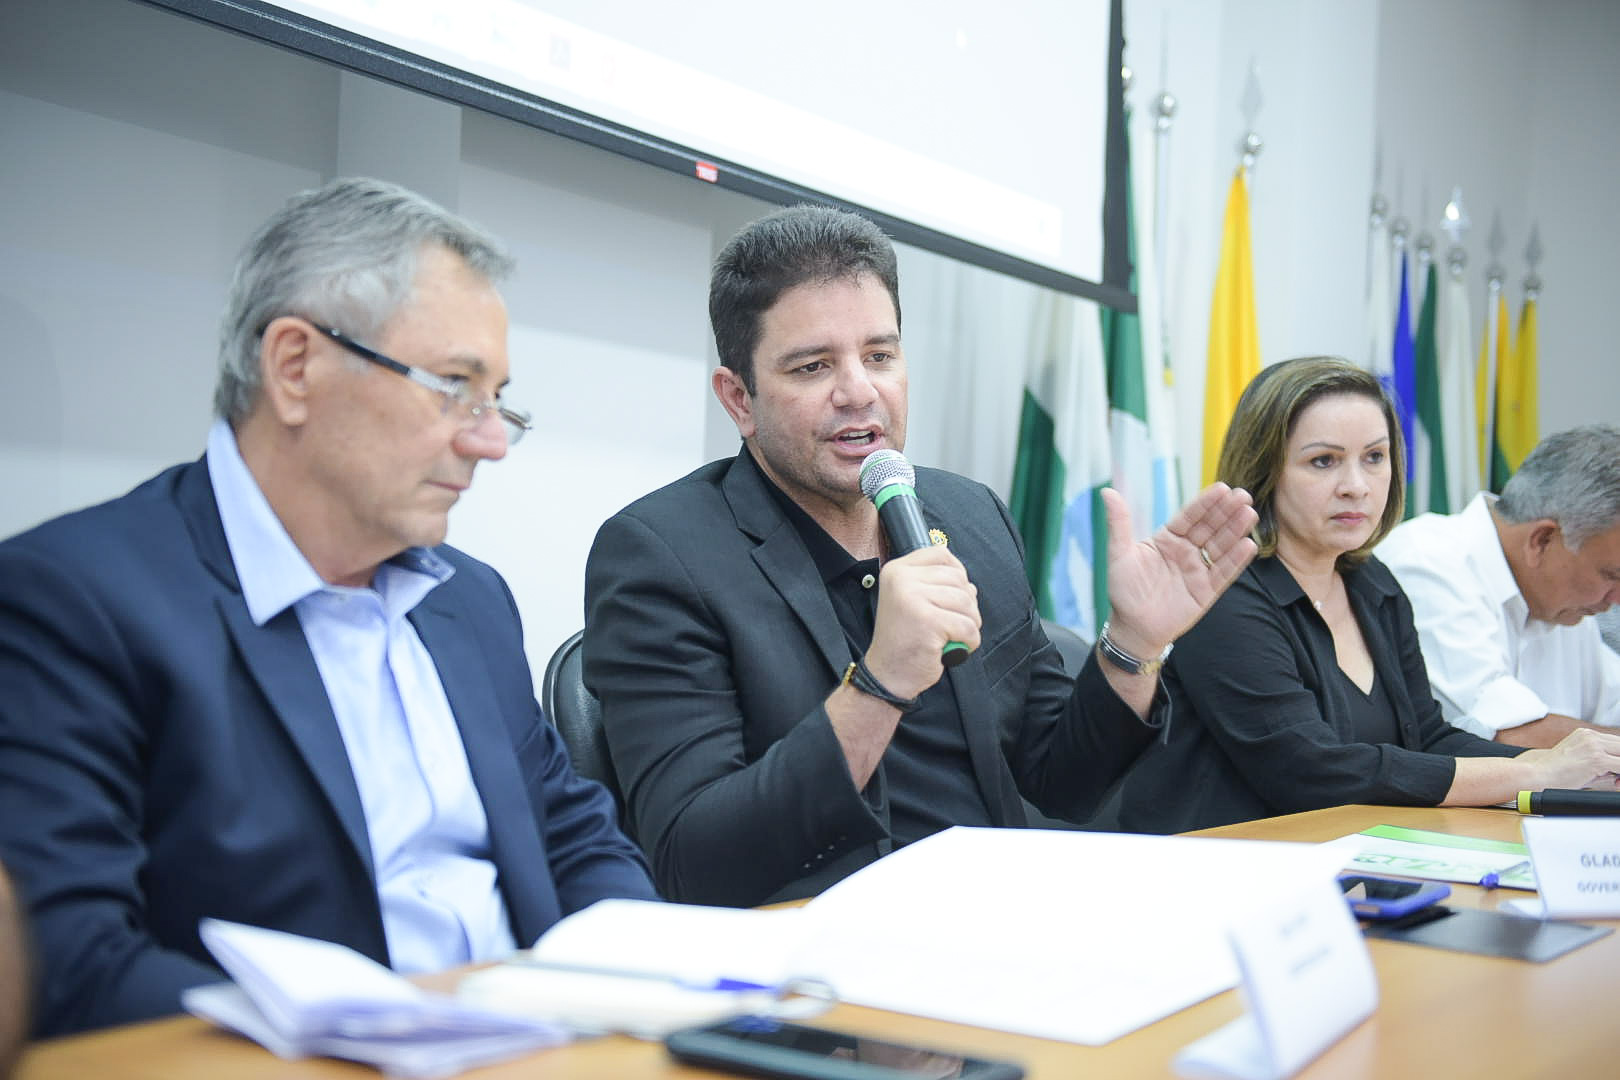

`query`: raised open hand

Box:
[1101,482,1258,659]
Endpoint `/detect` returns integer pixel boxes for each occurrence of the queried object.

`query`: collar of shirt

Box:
[1248,552,1399,613]
[746,447,876,588]
[205,418,453,626]
[1463,492,1534,635]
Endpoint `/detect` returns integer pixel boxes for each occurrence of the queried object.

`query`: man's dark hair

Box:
[709,205,900,394]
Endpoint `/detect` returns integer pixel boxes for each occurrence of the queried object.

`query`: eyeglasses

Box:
[307,321,533,446]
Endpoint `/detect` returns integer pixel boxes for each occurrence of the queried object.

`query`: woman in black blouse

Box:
[1096,357,1620,833]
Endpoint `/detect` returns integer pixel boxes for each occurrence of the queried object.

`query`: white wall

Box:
[3,0,1615,677]
[1522,0,1620,430]
[1123,0,1380,493]
[1375,0,1617,433]
[0,0,757,674]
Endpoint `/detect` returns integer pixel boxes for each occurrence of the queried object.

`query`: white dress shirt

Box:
[205,419,516,972]
[1377,492,1620,737]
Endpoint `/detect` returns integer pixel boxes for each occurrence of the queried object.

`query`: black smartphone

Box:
[664,1016,1025,1080]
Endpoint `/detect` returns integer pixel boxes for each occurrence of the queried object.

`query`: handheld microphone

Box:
[859,449,969,667]
[1517,789,1620,816]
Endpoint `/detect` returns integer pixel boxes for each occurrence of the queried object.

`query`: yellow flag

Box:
[1203,169,1260,485]
[1494,296,1538,482]
[1473,290,1509,483]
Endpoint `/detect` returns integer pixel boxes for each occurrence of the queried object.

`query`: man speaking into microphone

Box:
[583,205,1257,908]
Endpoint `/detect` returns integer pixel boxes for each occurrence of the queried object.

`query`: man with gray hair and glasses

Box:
[1379,425,1620,748]
[0,178,656,1038]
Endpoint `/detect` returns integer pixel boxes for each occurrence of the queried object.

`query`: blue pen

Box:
[505,957,778,994]
[1478,859,1532,889]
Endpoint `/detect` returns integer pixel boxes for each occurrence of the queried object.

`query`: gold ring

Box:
[1199,546,1214,569]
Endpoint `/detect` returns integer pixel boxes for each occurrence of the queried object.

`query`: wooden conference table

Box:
[17,805,1614,1080]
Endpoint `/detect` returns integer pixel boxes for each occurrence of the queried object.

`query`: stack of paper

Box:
[504,827,1349,1046]
[183,920,568,1079]
[458,903,830,1037]
[1338,824,1536,889]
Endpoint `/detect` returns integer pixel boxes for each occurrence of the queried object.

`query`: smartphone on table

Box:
[664,1015,1025,1080]
[1336,873,1451,920]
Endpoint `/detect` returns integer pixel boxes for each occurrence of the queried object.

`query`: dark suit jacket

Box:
[1091,555,1522,834]
[0,458,656,1037]
[582,450,1158,908]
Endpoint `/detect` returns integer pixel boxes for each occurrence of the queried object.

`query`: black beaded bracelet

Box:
[841,657,922,713]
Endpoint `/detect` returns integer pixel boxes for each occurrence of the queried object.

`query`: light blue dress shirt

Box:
[205,419,516,973]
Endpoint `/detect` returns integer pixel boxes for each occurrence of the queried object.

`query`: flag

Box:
[1365,212,1393,383]
[1410,260,1446,514]
[1009,293,1113,640]
[1492,293,1539,485]
[1390,250,1417,482]
[1130,105,1182,530]
[1203,169,1261,484]
[1101,105,1178,543]
[1475,287,1509,490]
[1435,266,1479,509]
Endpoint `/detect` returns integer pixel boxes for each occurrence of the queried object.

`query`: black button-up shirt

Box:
[1094,554,1521,834]
[759,467,993,845]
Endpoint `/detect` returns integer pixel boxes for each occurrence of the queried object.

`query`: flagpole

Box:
[1152,86,1175,378]
[1201,62,1263,486]
[1366,194,1392,379]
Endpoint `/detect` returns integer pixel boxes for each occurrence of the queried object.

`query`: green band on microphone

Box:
[870,483,916,512]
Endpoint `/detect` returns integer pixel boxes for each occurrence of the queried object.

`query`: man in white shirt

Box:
[1378,425,1620,748]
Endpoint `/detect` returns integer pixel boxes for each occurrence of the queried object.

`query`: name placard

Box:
[1521,817,1620,919]
[1175,878,1376,1080]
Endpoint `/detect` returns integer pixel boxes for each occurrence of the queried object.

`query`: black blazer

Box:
[1093,555,1521,834]
[583,450,1157,907]
[0,459,656,1036]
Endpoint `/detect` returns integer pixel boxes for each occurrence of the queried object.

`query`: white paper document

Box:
[184,919,568,1078]
[797,828,1350,1045]
[511,827,1350,1046]
[460,904,831,1037]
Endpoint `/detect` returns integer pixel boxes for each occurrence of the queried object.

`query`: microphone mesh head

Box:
[859,448,915,500]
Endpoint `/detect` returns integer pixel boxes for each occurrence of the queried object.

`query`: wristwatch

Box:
[1096,620,1173,677]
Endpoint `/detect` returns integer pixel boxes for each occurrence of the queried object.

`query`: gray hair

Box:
[1497,425,1620,549]
[213,177,514,422]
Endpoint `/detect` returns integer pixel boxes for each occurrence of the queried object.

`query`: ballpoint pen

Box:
[1477,859,1532,889]
[502,957,836,1002]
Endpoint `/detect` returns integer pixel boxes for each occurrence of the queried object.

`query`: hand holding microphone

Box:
[859,450,976,670]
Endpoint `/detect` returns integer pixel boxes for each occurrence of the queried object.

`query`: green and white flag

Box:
[1411,259,1445,514]
[1010,292,1112,640]
[1104,103,1179,540]
[1435,264,1480,510]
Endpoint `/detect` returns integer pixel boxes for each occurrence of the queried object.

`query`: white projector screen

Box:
[149,0,1116,299]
